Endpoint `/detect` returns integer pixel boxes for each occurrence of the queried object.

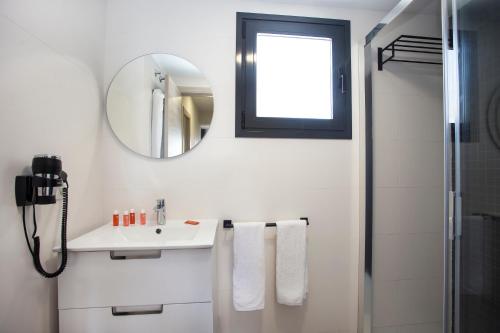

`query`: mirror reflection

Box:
[107,54,213,158]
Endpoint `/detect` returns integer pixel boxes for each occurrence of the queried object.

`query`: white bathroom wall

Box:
[107,56,160,156]
[101,0,384,332]
[371,5,444,333]
[0,1,106,332]
[182,96,202,148]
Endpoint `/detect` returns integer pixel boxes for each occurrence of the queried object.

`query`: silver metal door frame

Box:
[442,0,461,332]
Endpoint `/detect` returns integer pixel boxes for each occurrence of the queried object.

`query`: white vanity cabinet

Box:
[56,220,218,333]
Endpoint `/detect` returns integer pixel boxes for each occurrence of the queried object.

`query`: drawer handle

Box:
[111,305,163,316]
[110,250,162,260]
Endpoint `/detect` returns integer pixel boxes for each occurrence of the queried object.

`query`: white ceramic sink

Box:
[59,219,218,252]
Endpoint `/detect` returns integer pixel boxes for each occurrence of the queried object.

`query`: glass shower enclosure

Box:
[362,0,500,332]
[444,0,500,331]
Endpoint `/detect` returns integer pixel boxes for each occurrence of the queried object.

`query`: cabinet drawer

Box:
[59,302,213,333]
[58,249,212,309]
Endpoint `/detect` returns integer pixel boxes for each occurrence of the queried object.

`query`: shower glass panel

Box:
[450,0,500,331]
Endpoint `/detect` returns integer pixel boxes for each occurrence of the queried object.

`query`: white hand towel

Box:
[276,220,308,306]
[233,222,266,311]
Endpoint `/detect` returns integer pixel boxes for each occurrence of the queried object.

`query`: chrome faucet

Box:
[154,199,166,225]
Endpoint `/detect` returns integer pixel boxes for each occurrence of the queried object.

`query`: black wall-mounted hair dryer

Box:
[15,155,69,278]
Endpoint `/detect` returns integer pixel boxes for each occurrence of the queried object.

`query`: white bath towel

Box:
[233,222,266,311]
[276,220,308,306]
[151,88,165,158]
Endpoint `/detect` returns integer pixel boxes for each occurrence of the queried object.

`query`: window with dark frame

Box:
[235,12,352,139]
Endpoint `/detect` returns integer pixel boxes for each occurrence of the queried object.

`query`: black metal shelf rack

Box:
[378,35,443,71]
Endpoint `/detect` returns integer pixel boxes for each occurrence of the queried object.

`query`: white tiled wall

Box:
[101,0,384,332]
[371,8,444,333]
[0,0,408,332]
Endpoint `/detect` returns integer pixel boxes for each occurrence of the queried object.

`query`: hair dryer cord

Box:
[22,181,69,278]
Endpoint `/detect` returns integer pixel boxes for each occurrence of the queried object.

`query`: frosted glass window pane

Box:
[256,33,333,119]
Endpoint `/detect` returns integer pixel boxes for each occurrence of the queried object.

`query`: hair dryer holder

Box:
[15,172,67,206]
[15,155,69,278]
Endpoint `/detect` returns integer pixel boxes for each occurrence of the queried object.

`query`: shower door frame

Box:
[360,0,454,332]
[441,0,459,331]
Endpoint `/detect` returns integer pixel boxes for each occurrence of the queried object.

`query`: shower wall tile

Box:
[397,96,443,142]
[373,64,443,100]
[373,91,443,143]
[373,139,400,187]
[373,326,399,333]
[397,278,442,324]
[373,322,441,333]
[397,187,443,234]
[373,92,401,141]
[371,8,444,332]
[373,234,403,280]
[373,280,402,326]
[373,187,443,235]
[398,140,443,188]
[373,188,404,234]
[373,233,442,281]
[397,322,441,333]
[373,278,442,327]
[397,233,443,280]
[373,139,443,189]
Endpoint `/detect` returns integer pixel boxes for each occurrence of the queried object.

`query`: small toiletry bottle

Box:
[123,210,130,227]
[140,209,146,225]
[130,209,136,225]
[112,210,119,226]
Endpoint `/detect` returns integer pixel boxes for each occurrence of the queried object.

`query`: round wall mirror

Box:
[106,54,213,158]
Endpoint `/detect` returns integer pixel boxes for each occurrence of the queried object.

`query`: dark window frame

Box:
[235,12,352,139]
